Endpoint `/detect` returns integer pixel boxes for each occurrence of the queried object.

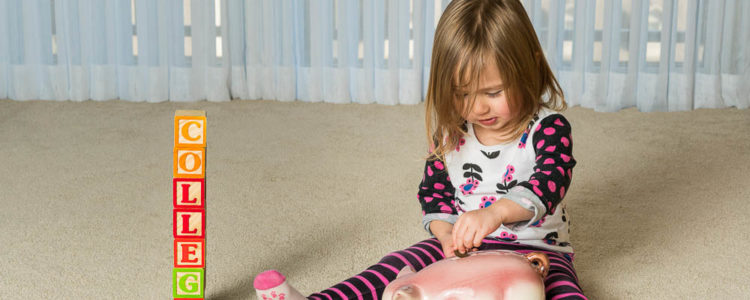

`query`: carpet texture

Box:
[0,99,748,299]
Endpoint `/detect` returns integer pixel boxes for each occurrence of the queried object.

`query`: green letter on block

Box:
[173,268,204,298]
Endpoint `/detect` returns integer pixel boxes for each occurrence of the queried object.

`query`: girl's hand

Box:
[429,220,457,258]
[452,207,504,255]
[435,231,457,258]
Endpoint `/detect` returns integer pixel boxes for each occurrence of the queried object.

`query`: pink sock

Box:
[253,270,306,300]
[254,270,287,290]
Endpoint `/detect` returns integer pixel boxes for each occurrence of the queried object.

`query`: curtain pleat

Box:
[0,0,747,110]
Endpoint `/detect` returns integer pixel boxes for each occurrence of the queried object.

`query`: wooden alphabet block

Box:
[174,238,205,268]
[173,178,205,209]
[175,110,207,148]
[173,268,205,298]
[173,209,205,238]
[173,147,206,178]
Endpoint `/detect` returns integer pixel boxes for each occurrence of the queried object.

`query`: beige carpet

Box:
[0,99,748,299]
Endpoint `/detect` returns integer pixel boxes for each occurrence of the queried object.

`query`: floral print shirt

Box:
[419,108,577,253]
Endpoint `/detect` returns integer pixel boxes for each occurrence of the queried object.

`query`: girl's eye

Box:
[487,90,503,98]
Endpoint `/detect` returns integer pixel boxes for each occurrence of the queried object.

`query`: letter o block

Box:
[173,268,204,298]
[174,148,206,178]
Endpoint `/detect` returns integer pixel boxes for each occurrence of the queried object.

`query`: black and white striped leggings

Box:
[308,238,587,300]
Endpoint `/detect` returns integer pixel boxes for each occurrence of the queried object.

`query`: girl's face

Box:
[456,59,514,136]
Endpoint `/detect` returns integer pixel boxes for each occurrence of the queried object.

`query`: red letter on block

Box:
[174,209,205,238]
[174,238,205,268]
[173,178,205,208]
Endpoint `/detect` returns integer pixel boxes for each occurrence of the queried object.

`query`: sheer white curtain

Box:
[0,0,435,104]
[0,0,240,102]
[236,0,434,104]
[524,0,749,111]
[0,0,748,110]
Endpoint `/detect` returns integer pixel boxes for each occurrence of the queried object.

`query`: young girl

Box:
[253,0,586,299]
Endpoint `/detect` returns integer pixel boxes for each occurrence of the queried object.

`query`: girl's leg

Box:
[479,239,587,300]
[308,238,445,300]
[540,259,587,300]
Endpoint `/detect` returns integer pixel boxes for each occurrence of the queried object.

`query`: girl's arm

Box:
[418,158,458,235]
[510,114,576,227]
[487,198,535,224]
[452,198,535,254]
[429,219,457,257]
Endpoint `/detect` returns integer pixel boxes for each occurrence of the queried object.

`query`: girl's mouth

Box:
[479,117,497,126]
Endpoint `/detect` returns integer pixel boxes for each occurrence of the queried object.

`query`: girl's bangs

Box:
[452,47,493,116]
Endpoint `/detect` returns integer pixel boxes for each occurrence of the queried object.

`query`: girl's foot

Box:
[254,269,306,300]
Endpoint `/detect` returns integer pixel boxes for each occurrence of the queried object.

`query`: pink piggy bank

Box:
[383,250,550,300]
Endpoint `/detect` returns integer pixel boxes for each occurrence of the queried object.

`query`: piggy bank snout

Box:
[393,284,422,300]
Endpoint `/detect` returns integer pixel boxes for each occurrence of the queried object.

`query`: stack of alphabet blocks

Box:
[173,110,207,299]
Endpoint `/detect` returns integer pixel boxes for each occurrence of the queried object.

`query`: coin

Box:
[454,249,469,258]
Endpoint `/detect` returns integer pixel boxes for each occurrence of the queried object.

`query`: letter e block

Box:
[174,148,206,178]
[174,209,205,238]
[175,238,205,268]
[173,268,204,298]
[175,110,207,148]
[173,178,205,209]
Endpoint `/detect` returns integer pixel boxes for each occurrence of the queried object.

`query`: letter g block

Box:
[173,268,204,298]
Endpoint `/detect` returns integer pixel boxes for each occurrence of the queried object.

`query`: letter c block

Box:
[174,209,205,238]
[173,178,205,209]
[175,238,205,268]
[173,268,204,298]
[174,148,206,178]
[175,111,207,148]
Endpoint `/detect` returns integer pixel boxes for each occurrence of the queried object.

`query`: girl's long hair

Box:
[425,0,566,162]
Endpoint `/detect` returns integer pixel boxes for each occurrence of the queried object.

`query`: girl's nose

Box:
[472,96,489,116]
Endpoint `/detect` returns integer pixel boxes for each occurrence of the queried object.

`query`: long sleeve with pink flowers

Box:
[505,115,576,230]
[418,158,458,235]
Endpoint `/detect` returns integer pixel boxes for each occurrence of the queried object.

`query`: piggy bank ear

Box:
[525,252,550,278]
[396,265,416,279]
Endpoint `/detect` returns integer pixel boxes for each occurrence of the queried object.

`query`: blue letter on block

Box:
[173,268,204,298]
